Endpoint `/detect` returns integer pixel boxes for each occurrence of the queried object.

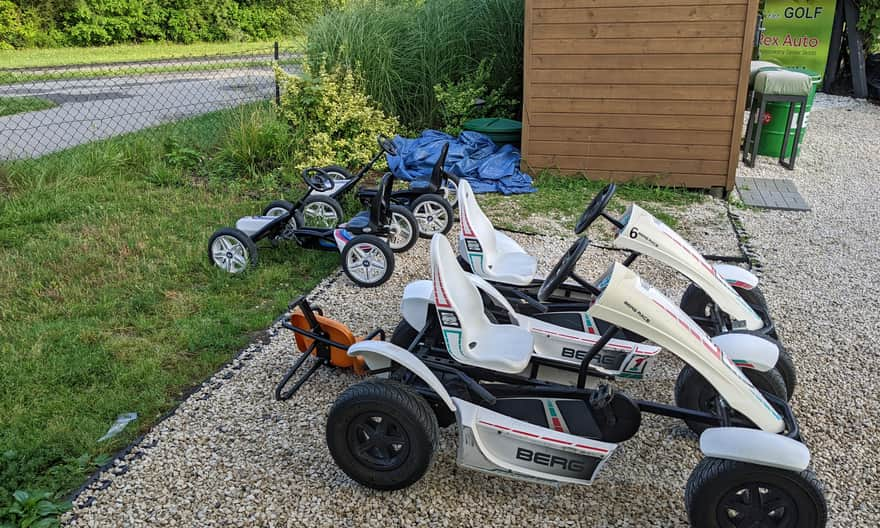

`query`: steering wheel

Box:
[537,237,590,302]
[301,167,334,193]
[575,183,617,235]
[377,134,399,156]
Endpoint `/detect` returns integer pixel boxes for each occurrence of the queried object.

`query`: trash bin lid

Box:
[462,118,522,134]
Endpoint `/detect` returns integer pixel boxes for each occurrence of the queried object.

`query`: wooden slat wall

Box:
[521,0,760,190]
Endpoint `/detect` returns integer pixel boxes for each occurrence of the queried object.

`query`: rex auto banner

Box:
[759,0,837,77]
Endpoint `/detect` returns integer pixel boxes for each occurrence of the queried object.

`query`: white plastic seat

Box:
[457,179,537,286]
[431,235,532,374]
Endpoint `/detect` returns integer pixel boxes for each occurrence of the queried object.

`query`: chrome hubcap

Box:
[413,201,448,235]
[211,236,249,273]
[347,244,388,283]
[303,201,339,228]
[387,213,413,249]
[443,180,458,206]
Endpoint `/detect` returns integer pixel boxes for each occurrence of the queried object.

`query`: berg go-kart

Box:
[294,235,827,526]
[308,135,459,237]
[395,235,793,430]
[208,169,417,287]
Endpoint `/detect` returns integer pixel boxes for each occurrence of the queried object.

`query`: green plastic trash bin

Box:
[757,69,821,157]
[462,118,522,147]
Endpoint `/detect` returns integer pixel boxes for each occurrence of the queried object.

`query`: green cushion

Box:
[749,61,781,85]
[753,70,812,97]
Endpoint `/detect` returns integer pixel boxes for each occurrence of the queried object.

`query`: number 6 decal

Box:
[629,227,639,239]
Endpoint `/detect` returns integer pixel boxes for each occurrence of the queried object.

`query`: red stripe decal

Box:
[512,429,540,438]
[575,443,610,454]
[478,421,610,454]
[542,436,571,445]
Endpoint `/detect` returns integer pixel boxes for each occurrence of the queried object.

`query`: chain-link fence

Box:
[0,43,299,160]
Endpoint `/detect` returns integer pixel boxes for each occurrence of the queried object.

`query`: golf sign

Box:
[759,0,837,77]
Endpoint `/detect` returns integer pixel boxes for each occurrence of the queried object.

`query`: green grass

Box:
[0,103,336,516]
[479,169,704,231]
[0,39,304,69]
[0,96,56,117]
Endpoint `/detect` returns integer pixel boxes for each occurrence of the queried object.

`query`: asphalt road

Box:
[0,66,279,159]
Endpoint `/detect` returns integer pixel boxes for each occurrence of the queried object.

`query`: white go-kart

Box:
[320,235,827,526]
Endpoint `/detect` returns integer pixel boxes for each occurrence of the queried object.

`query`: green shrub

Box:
[434,58,518,136]
[306,0,524,131]
[274,62,399,169]
[859,0,880,52]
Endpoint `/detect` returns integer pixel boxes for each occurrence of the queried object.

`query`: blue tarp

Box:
[387,130,535,195]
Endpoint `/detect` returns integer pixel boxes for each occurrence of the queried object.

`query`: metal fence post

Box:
[274,41,281,106]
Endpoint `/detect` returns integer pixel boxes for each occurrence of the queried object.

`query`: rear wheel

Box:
[680,284,778,340]
[302,195,344,228]
[341,235,395,288]
[387,205,418,252]
[208,228,257,274]
[674,365,788,435]
[442,174,459,207]
[262,199,294,217]
[686,457,827,528]
[411,195,453,238]
[327,379,439,490]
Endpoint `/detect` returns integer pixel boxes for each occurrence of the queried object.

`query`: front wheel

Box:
[680,284,777,340]
[410,195,453,238]
[302,195,344,228]
[262,199,294,217]
[341,234,395,288]
[686,457,827,528]
[442,174,459,208]
[326,379,439,490]
[674,365,788,435]
[386,205,419,252]
[208,228,257,274]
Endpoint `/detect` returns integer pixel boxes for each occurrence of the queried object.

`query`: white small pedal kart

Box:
[314,235,827,526]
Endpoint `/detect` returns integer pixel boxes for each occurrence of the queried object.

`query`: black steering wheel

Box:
[537,237,590,302]
[575,183,617,235]
[377,134,398,156]
[301,167,334,193]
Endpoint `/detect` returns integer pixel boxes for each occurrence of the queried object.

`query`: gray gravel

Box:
[65,98,878,527]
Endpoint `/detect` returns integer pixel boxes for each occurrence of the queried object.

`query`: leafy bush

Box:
[274,62,399,169]
[859,0,880,53]
[306,0,524,131]
[434,59,518,136]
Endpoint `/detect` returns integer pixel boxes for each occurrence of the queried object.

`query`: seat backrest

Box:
[370,172,394,223]
[429,142,450,188]
[457,179,498,272]
[431,234,492,364]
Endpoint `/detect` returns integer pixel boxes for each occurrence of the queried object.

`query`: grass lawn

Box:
[0,104,337,518]
[0,39,304,69]
[0,96,57,117]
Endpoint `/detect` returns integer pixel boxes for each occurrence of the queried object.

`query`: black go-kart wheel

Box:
[208,227,257,274]
[686,457,827,528]
[262,200,294,217]
[387,205,419,252]
[674,364,788,435]
[301,195,344,228]
[322,165,353,180]
[442,173,460,208]
[681,283,779,340]
[410,195,453,238]
[341,234,395,288]
[327,379,439,490]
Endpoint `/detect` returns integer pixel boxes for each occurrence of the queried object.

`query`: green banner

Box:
[759,0,837,77]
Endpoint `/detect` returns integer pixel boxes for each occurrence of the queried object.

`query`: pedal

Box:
[590,384,617,428]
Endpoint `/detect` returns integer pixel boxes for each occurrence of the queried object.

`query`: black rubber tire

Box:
[674,364,788,435]
[680,283,779,340]
[326,379,439,491]
[686,457,828,528]
[207,227,258,273]
[322,164,353,180]
[390,319,420,349]
[774,341,797,400]
[410,194,454,238]
[340,234,395,288]
[261,199,295,216]
[442,173,460,208]
[387,205,419,253]
[301,195,344,228]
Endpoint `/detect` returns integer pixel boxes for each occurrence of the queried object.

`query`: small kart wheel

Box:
[301,195,344,228]
[208,228,257,274]
[262,199,294,217]
[326,379,439,490]
[680,283,779,340]
[442,174,460,208]
[410,195,453,238]
[386,205,419,252]
[341,234,395,288]
[674,365,787,435]
[390,319,420,348]
[686,457,827,528]
[322,165,353,180]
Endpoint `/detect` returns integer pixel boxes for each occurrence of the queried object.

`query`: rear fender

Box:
[348,341,456,411]
[700,427,810,472]
[711,333,779,372]
[713,264,759,290]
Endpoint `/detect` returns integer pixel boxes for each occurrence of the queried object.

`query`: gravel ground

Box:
[65,98,878,527]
